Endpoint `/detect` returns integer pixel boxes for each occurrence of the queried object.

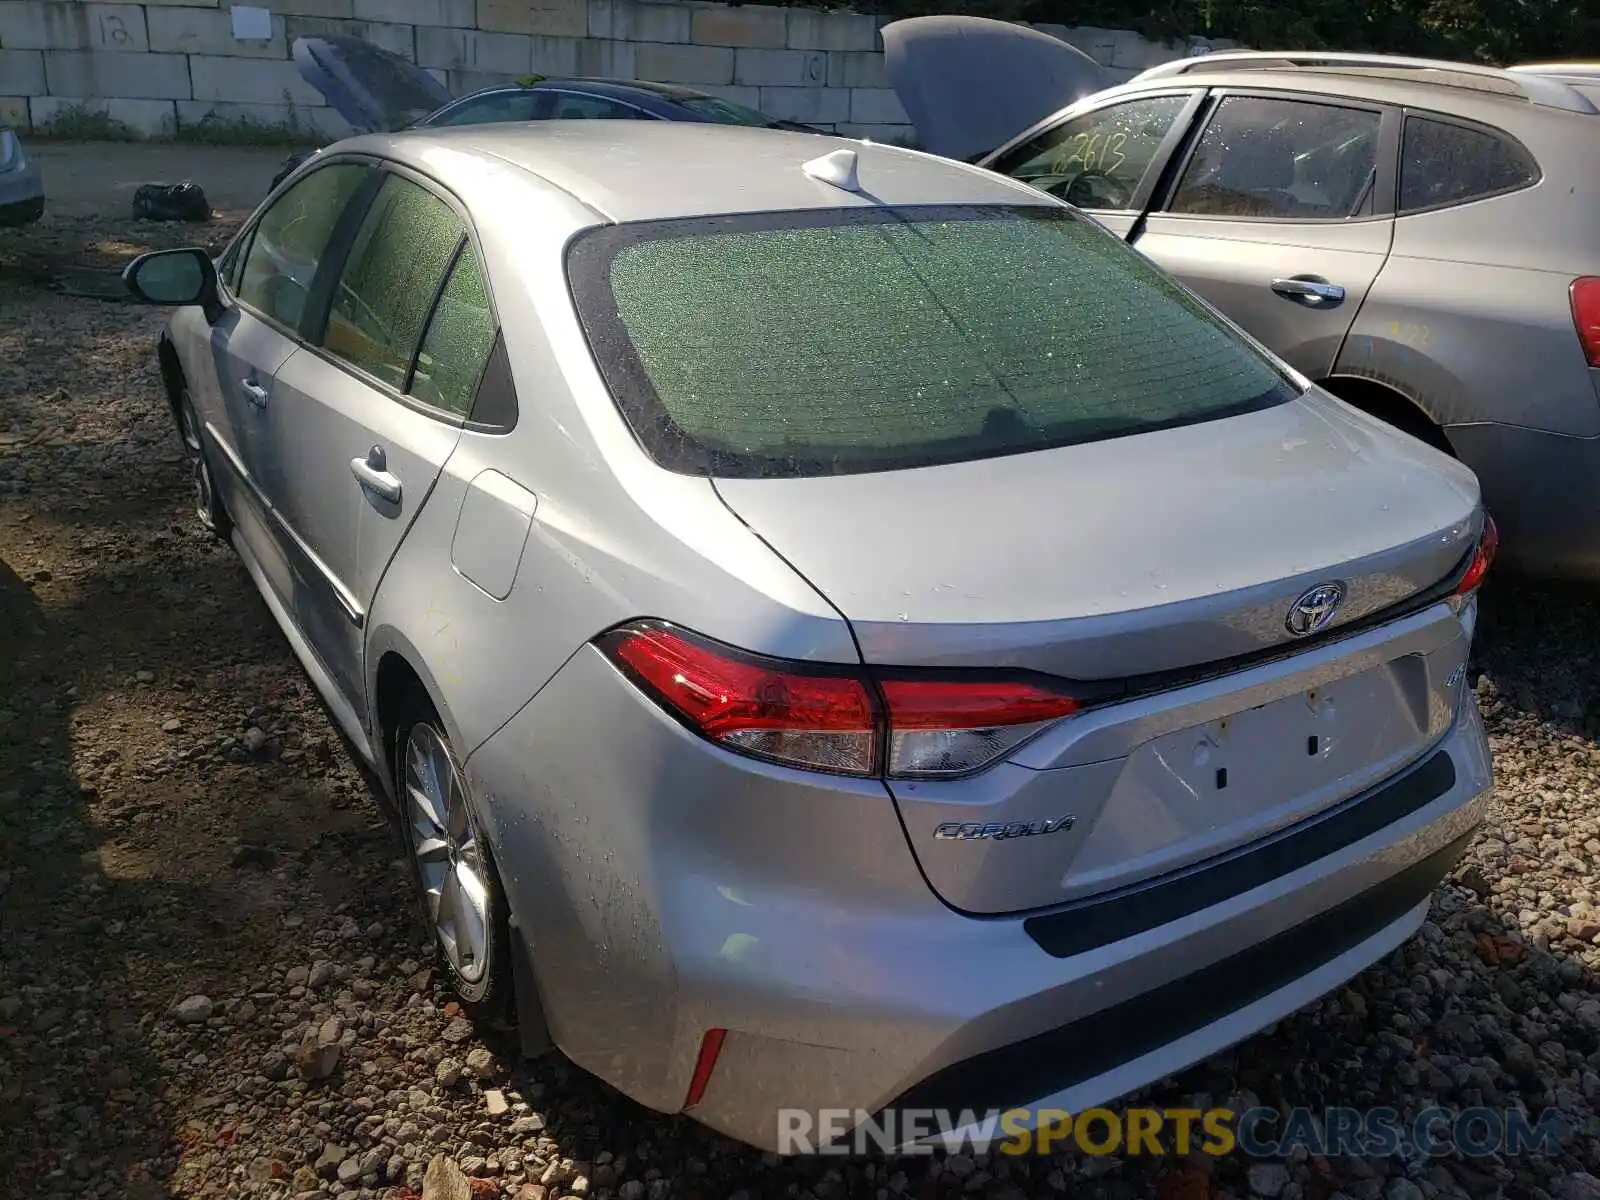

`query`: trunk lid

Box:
[291,34,455,134]
[713,390,1479,679]
[714,394,1482,915]
[881,14,1114,161]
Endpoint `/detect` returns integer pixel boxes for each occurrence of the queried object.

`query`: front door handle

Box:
[1271,276,1346,306]
[240,378,269,409]
[350,444,401,504]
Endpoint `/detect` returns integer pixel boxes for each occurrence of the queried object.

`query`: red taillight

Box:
[1453,513,1499,598]
[599,621,1086,779]
[682,1028,726,1110]
[603,623,878,775]
[1571,277,1600,367]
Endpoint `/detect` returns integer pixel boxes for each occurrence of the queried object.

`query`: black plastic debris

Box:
[132,181,211,223]
[270,151,312,193]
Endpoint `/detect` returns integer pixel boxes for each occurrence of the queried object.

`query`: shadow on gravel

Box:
[0,515,417,1200]
[1475,577,1600,742]
[0,550,181,1199]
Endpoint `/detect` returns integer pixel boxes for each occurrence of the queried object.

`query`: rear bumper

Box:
[466,643,1492,1153]
[880,825,1471,1142]
[1447,420,1600,580]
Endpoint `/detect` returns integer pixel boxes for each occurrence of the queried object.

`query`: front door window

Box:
[991,95,1191,210]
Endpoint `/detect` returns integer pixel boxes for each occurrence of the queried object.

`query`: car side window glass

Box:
[236,163,368,329]
[1169,96,1381,220]
[1399,116,1537,213]
[321,175,465,391]
[991,95,1189,210]
[431,92,544,126]
[408,244,497,417]
[218,237,243,291]
[548,93,640,120]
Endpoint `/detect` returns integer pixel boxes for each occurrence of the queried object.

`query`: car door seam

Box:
[1328,109,1402,379]
[1126,88,1210,242]
[357,440,463,677]
[207,417,367,627]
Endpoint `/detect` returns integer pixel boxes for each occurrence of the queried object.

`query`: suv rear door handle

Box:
[240,378,269,409]
[350,444,402,504]
[1271,276,1346,306]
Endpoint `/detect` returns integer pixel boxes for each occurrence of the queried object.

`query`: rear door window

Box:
[236,162,370,330]
[567,205,1300,478]
[1398,115,1539,213]
[677,95,776,126]
[321,174,465,390]
[407,244,498,417]
[990,95,1191,210]
[1168,96,1381,219]
[430,91,547,126]
[547,92,646,119]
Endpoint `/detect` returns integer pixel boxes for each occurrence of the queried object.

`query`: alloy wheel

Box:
[403,722,492,984]
[177,394,216,530]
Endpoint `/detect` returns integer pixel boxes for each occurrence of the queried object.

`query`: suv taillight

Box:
[1571,278,1600,367]
[1453,514,1499,599]
[598,621,1085,780]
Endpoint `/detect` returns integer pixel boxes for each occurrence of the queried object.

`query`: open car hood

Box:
[881,15,1114,161]
[292,34,456,135]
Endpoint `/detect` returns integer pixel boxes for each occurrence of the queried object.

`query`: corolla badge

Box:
[934,815,1076,842]
[1285,581,1347,637]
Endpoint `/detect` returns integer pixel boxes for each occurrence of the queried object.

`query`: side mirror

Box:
[123,247,224,323]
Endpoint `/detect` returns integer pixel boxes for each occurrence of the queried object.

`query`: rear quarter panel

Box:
[1337,105,1600,437]
[359,149,859,771]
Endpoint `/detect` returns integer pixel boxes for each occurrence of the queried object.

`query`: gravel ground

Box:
[6,203,1600,1200]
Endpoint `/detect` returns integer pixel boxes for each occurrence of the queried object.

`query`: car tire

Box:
[175,377,232,541]
[393,689,514,1021]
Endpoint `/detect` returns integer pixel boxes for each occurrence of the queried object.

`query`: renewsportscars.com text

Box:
[777,1106,1566,1157]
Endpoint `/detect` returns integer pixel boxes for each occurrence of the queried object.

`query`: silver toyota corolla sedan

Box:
[122,122,1495,1152]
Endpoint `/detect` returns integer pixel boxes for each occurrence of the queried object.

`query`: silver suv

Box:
[889,35,1600,580]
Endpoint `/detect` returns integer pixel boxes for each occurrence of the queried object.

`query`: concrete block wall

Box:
[0,0,1237,143]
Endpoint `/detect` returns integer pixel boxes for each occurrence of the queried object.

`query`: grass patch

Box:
[172,112,324,149]
[28,99,328,148]
[31,103,138,142]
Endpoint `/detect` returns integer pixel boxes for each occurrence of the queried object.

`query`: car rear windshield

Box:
[567,205,1300,478]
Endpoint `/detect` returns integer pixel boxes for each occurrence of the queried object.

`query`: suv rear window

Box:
[567,205,1299,478]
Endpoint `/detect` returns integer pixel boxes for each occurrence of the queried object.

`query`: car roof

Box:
[347,121,1046,223]
[460,77,715,108]
[981,56,1600,171]
[1127,52,1600,115]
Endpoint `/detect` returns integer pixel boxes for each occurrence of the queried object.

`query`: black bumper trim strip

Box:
[1023,749,1456,958]
[884,829,1474,1118]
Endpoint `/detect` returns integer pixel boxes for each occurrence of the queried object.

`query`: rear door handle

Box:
[240,378,269,409]
[1271,276,1346,306]
[350,444,402,504]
